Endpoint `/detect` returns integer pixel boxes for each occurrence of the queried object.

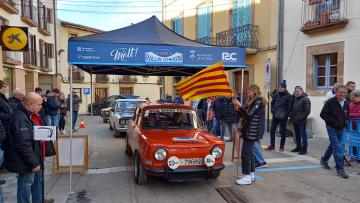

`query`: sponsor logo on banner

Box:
[222,52,238,62]
[145,48,183,64]
[76,47,95,52]
[110,47,139,62]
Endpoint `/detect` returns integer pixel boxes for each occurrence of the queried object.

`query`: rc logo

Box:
[222,52,237,62]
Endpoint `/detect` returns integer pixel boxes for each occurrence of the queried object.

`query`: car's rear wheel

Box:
[125,134,132,156]
[134,153,147,185]
[103,118,107,123]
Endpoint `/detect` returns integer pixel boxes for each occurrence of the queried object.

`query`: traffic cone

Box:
[79,117,86,129]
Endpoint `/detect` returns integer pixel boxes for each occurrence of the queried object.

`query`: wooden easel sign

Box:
[52,135,89,175]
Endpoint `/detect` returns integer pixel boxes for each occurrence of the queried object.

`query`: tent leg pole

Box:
[90,71,93,117]
[69,66,74,195]
[241,69,244,103]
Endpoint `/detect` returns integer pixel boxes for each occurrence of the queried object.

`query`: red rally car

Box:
[126,103,225,184]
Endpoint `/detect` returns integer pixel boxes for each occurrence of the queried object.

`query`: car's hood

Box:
[116,112,134,118]
[142,130,223,147]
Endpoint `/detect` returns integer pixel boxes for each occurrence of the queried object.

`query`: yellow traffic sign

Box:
[1,26,28,51]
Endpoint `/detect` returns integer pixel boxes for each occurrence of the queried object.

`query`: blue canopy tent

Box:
[65,16,246,194]
[68,16,245,76]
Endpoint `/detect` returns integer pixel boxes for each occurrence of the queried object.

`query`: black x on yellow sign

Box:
[1,26,29,51]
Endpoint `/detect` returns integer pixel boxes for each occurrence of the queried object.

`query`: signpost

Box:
[0,26,29,51]
[265,58,271,133]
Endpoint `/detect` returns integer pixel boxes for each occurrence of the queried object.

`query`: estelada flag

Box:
[174,62,233,101]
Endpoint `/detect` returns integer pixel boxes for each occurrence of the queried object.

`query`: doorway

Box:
[234,70,250,95]
[95,88,108,102]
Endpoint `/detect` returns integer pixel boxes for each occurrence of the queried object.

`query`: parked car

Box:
[126,103,225,185]
[88,94,140,115]
[109,99,147,137]
[101,107,112,123]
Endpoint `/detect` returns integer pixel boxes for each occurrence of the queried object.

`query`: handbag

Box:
[45,141,56,157]
[274,109,286,120]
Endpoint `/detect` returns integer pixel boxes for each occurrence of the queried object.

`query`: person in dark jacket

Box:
[8,88,25,110]
[290,86,311,155]
[222,97,238,142]
[47,88,61,126]
[173,93,184,104]
[59,93,67,132]
[345,81,356,101]
[5,92,44,202]
[0,80,13,137]
[211,97,226,139]
[66,91,82,131]
[267,80,292,151]
[319,85,349,179]
[233,84,265,185]
[164,94,173,103]
[197,98,208,125]
[35,87,49,124]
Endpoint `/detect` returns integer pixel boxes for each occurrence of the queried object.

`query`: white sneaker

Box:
[250,172,255,182]
[236,175,252,185]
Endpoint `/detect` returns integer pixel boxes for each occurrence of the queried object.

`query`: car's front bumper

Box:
[147,164,225,180]
[114,125,128,132]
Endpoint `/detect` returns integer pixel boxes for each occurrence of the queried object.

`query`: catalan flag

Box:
[174,62,233,101]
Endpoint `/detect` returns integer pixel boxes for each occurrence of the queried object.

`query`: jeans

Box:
[221,121,237,141]
[207,121,213,131]
[50,113,60,126]
[211,118,221,136]
[17,172,42,203]
[293,123,308,150]
[253,141,266,165]
[241,139,255,175]
[270,117,288,148]
[72,111,79,130]
[0,148,4,166]
[0,185,3,203]
[322,126,344,170]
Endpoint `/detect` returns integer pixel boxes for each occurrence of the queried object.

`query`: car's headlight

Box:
[120,119,126,125]
[154,148,167,161]
[211,146,223,158]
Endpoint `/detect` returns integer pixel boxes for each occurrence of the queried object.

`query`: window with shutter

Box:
[197,1,212,39]
[47,8,53,23]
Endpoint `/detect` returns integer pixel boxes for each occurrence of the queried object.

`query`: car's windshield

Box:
[143,108,200,130]
[116,101,145,112]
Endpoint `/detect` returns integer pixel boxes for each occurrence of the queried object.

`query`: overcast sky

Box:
[57,0,162,31]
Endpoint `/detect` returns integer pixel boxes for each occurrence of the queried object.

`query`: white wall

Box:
[282,0,360,137]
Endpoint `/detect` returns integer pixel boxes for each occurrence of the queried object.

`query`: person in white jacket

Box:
[324,83,340,102]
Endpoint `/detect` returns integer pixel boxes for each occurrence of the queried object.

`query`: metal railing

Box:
[2,51,22,64]
[195,24,259,50]
[119,75,137,83]
[216,24,259,49]
[23,50,39,67]
[39,54,52,71]
[96,74,109,83]
[38,3,49,32]
[21,0,38,24]
[302,0,348,28]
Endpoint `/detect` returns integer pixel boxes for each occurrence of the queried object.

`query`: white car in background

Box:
[109,99,147,137]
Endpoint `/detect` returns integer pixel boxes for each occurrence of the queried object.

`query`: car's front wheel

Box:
[210,171,221,179]
[134,153,147,185]
[114,130,121,138]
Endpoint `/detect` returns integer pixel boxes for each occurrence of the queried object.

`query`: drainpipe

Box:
[53,0,59,85]
[277,0,284,87]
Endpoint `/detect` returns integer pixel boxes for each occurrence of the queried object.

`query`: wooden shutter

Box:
[47,8,53,23]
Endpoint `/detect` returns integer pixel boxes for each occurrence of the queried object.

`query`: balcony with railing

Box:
[39,54,52,72]
[69,65,84,82]
[21,0,38,27]
[38,2,50,36]
[96,74,109,83]
[0,0,19,14]
[196,24,259,52]
[301,0,348,34]
[118,75,137,83]
[2,51,22,65]
[23,50,39,69]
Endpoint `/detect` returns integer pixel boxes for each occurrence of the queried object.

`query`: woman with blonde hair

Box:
[232,84,266,185]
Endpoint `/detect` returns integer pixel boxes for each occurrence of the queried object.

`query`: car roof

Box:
[115,98,146,102]
[139,103,194,110]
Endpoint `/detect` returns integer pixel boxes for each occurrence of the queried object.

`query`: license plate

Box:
[180,158,204,166]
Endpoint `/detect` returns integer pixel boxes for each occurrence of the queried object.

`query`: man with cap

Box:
[290,86,311,155]
[266,80,292,152]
